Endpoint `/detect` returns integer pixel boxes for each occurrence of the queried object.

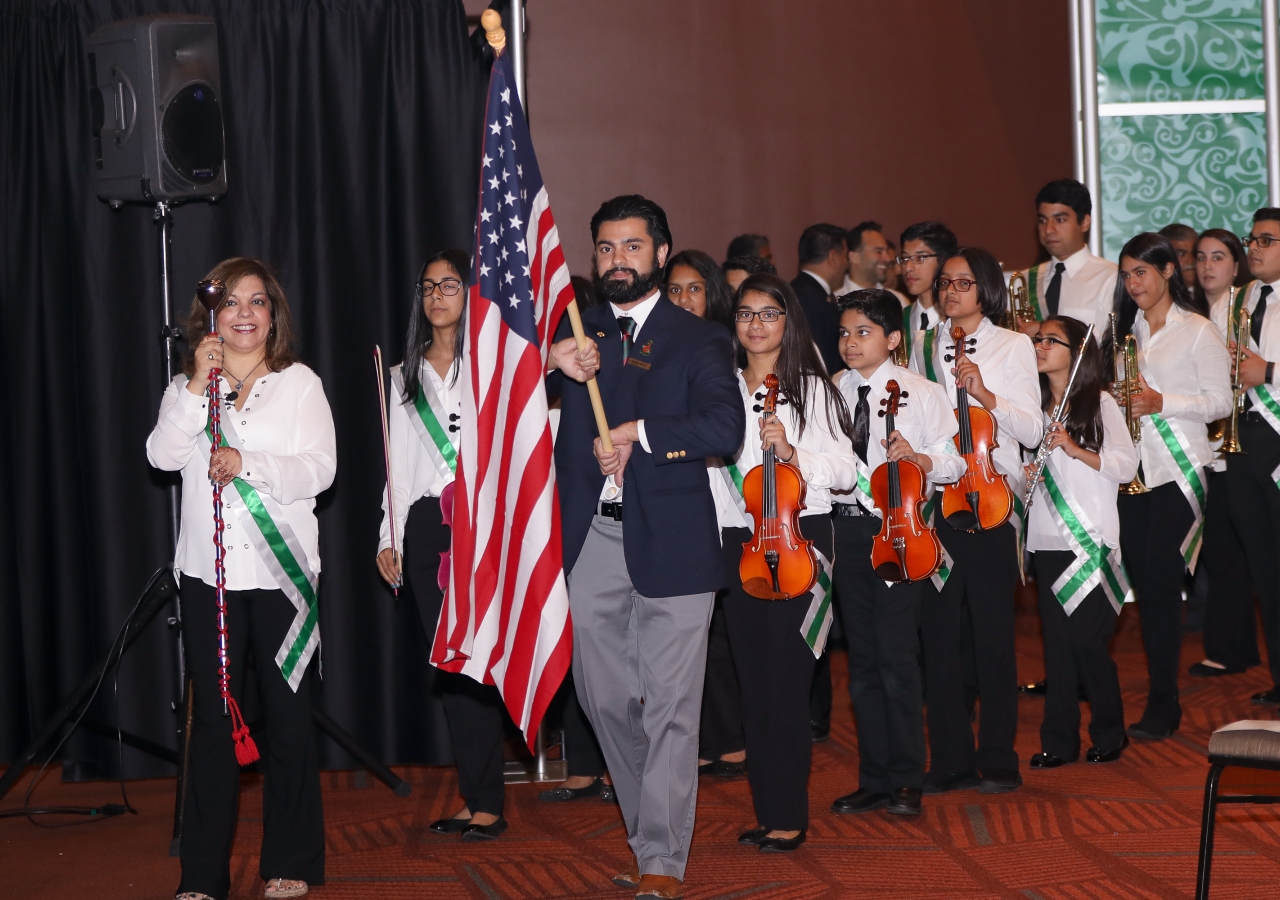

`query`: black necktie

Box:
[617,316,636,364]
[852,385,871,464]
[1252,286,1271,347]
[919,309,928,331]
[1045,262,1065,316]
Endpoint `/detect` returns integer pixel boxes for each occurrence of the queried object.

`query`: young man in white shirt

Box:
[898,221,957,362]
[1016,180,1116,342]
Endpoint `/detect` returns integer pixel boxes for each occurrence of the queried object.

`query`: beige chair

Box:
[1196,720,1280,899]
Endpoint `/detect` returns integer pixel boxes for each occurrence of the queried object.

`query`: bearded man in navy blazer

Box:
[547,195,743,899]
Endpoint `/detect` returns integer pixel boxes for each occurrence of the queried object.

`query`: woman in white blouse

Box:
[375,250,509,841]
[1112,233,1232,741]
[1025,315,1138,770]
[147,258,335,900]
[720,274,858,853]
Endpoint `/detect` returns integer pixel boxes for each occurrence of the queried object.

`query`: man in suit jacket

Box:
[549,195,744,899]
[790,223,849,375]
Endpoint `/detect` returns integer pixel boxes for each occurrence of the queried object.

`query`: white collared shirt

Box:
[378,359,461,553]
[1131,304,1232,487]
[599,290,661,502]
[835,360,963,488]
[909,316,1044,488]
[905,299,939,335]
[1210,279,1280,360]
[729,372,858,525]
[1027,393,1138,552]
[837,275,871,296]
[146,364,337,590]
[1026,246,1117,339]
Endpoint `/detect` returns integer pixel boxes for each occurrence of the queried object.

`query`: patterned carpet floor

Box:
[8,599,1280,899]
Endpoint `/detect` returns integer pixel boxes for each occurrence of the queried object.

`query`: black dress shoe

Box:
[831,788,890,814]
[1086,736,1129,763]
[1019,680,1047,695]
[1252,688,1280,705]
[1030,752,1071,769]
[922,770,981,795]
[538,779,602,802]
[737,827,769,845]
[461,817,508,841]
[697,761,716,776]
[758,830,806,852]
[886,788,922,816]
[599,783,617,803]
[1127,720,1175,740]
[1189,662,1244,678]
[713,758,747,777]
[428,816,471,834]
[978,770,1023,794]
[811,720,830,743]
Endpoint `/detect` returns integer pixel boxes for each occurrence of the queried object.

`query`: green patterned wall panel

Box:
[1099,112,1267,260]
[1096,0,1263,104]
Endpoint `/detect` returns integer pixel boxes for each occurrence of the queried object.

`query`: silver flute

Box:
[1023,322,1095,516]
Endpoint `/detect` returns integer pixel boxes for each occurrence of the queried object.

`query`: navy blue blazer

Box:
[554,296,744,598]
[790,272,842,376]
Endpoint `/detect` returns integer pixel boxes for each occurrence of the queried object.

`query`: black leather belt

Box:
[831,502,870,518]
[598,500,623,521]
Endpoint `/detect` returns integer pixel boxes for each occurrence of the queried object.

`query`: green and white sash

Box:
[1248,384,1280,489]
[1040,459,1132,615]
[922,324,943,384]
[918,490,954,591]
[195,389,320,691]
[391,366,457,480]
[1147,413,1208,573]
[715,453,750,516]
[800,548,835,658]
[901,306,915,359]
[1022,264,1048,322]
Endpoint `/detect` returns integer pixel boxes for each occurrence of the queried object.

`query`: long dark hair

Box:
[933,246,1008,325]
[1037,315,1107,453]
[733,273,855,441]
[401,248,469,404]
[1112,232,1208,341]
[1192,228,1250,310]
[183,257,299,376]
[665,248,735,330]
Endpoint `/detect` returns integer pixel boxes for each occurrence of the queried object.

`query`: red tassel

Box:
[227,696,260,766]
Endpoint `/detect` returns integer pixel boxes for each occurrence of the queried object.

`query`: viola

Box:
[740,374,819,600]
[940,325,1013,531]
[870,380,944,582]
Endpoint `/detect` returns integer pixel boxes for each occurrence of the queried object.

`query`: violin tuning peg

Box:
[877,410,886,417]
[900,391,909,399]
[752,404,763,412]
[448,413,460,421]
[944,354,954,362]
[754,392,765,400]
[448,424,459,433]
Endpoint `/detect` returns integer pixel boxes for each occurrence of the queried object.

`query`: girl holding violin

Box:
[1024,315,1138,769]
[1111,233,1231,741]
[721,273,858,852]
[376,250,509,841]
[910,247,1043,795]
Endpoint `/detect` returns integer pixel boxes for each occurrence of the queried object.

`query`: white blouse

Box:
[378,360,462,554]
[146,364,337,590]
[1026,393,1138,552]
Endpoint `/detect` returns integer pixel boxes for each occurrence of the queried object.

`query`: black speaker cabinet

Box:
[88,15,227,206]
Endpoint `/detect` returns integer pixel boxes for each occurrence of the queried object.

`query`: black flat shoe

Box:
[538,780,602,802]
[831,788,890,814]
[886,787,922,816]
[922,770,981,795]
[737,827,769,845]
[758,830,806,852]
[461,817,508,841]
[1127,720,1175,741]
[1030,753,1072,769]
[713,758,747,778]
[428,816,471,834]
[1019,680,1047,695]
[599,783,617,804]
[1252,688,1280,705]
[811,720,830,744]
[1189,662,1244,678]
[978,770,1023,794]
[1086,736,1129,763]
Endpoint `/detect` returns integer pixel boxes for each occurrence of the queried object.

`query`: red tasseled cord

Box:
[228,696,260,766]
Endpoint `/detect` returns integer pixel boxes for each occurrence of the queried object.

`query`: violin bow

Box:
[374,345,400,597]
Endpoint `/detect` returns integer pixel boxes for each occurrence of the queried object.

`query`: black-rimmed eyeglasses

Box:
[897,252,938,265]
[734,309,786,323]
[1244,234,1280,249]
[1032,335,1070,349]
[419,277,463,297]
[937,278,976,292]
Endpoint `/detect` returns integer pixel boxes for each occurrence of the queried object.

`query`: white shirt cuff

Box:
[637,420,651,453]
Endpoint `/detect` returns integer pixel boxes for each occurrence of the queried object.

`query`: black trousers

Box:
[549,673,604,779]
[700,532,746,760]
[832,515,926,792]
[722,519,833,831]
[1032,551,1125,758]
[1228,419,1280,688]
[404,496,506,815]
[178,578,324,900]
[921,518,1020,776]
[1118,481,1194,731]
[1202,467,1260,670]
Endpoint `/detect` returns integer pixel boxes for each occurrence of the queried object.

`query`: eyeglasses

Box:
[1032,335,1071,349]
[419,277,463,296]
[937,278,976,292]
[897,252,938,265]
[1244,234,1280,249]
[734,308,786,323]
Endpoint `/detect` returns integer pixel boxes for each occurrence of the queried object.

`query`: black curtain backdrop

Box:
[0,0,508,778]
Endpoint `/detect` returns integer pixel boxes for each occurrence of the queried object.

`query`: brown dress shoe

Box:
[612,857,639,889]
[635,874,683,898]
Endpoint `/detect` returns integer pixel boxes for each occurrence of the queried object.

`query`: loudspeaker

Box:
[87,15,227,206]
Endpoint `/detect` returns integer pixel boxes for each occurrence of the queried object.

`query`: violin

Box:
[940,325,1013,531]
[870,380,944,582]
[740,374,819,600]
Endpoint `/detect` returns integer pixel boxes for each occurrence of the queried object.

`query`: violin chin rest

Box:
[874,563,905,582]
[742,577,790,601]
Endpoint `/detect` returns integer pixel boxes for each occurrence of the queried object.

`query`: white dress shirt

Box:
[904,299,939,335]
[378,360,461,554]
[909,316,1044,488]
[1131,304,1232,488]
[1211,279,1280,359]
[834,360,965,488]
[599,289,662,502]
[1027,393,1138,552]
[730,372,858,526]
[1025,246,1117,340]
[147,364,337,590]
[836,276,909,308]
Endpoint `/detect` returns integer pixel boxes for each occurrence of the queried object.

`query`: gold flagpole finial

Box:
[481,10,506,53]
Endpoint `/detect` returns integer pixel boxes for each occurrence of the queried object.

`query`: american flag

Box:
[430,49,573,746]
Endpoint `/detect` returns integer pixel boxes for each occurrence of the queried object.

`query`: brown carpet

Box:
[7,601,1280,899]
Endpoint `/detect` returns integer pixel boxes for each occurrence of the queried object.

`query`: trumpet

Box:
[1004,270,1037,331]
[1220,292,1249,455]
[1111,314,1149,495]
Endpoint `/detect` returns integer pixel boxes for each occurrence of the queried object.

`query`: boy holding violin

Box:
[828,290,965,818]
